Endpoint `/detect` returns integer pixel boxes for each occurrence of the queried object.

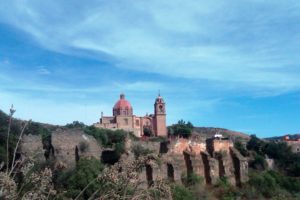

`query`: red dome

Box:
[113,94,132,110]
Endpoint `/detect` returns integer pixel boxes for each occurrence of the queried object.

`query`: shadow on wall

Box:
[101,150,120,165]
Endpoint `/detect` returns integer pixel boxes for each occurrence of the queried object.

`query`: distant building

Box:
[94,93,167,137]
[283,135,300,153]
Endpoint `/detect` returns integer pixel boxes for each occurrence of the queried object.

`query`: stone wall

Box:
[286,141,300,153]
[51,128,101,168]
[21,128,102,169]
[21,128,248,187]
[169,138,206,155]
[134,137,248,187]
[21,134,45,162]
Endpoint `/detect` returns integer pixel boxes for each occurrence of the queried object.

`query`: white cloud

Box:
[0,0,300,95]
[0,80,165,94]
[36,66,51,75]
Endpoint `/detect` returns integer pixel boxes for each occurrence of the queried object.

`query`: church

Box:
[94,93,167,137]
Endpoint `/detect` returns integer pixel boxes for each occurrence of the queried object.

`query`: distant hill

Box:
[192,127,250,141]
[265,134,300,141]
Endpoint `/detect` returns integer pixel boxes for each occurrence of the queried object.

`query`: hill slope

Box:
[193,127,250,141]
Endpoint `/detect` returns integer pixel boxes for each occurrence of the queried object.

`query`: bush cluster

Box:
[65,121,86,129]
[55,157,104,199]
[132,144,154,159]
[248,170,300,198]
[168,120,194,138]
[247,135,300,176]
[84,126,126,162]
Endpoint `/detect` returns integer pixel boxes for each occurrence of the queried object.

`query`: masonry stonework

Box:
[21,128,102,169]
[21,129,248,187]
[130,136,248,187]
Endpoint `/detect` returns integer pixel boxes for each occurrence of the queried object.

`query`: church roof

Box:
[113,94,132,110]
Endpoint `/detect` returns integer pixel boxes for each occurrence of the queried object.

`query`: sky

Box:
[0,0,299,137]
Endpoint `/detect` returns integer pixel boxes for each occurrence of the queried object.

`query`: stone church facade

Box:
[94,93,167,137]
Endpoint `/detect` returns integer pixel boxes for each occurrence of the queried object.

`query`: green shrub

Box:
[247,170,300,198]
[246,135,300,177]
[247,135,264,155]
[171,184,196,200]
[215,177,240,200]
[132,144,154,159]
[234,140,248,157]
[149,136,168,142]
[216,177,231,189]
[65,121,86,129]
[168,120,194,138]
[181,172,204,187]
[248,171,279,198]
[143,127,153,137]
[66,157,103,199]
[267,170,300,193]
[249,154,267,170]
[84,126,125,147]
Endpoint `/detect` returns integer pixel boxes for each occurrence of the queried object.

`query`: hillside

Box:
[1,109,300,199]
[265,134,300,141]
[193,127,250,141]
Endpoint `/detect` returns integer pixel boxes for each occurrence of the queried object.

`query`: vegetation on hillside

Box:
[232,135,300,199]
[84,126,127,164]
[55,157,104,199]
[246,135,300,176]
[1,108,300,200]
[168,120,194,138]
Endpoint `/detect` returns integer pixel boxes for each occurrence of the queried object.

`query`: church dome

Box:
[113,94,133,116]
[113,94,132,109]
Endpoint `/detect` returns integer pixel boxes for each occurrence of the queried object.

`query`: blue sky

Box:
[0,0,299,137]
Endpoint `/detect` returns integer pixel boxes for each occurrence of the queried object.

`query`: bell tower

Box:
[154,94,167,136]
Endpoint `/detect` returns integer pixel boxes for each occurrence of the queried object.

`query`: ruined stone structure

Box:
[283,135,300,153]
[51,128,101,168]
[133,136,248,188]
[21,128,101,169]
[286,141,300,153]
[21,127,248,188]
[21,134,45,162]
[94,93,167,137]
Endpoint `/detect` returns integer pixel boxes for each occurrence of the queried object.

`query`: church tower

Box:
[154,94,167,137]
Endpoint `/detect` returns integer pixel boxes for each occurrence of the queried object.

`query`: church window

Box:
[124,118,128,125]
[159,105,164,112]
[136,120,140,126]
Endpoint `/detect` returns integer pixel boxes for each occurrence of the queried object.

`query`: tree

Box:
[247,135,264,155]
[143,127,153,137]
[65,121,86,129]
[234,140,248,157]
[168,120,194,138]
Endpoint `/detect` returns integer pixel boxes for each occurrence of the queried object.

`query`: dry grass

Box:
[0,105,57,200]
[1,105,172,200]
[74,155,173,200]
